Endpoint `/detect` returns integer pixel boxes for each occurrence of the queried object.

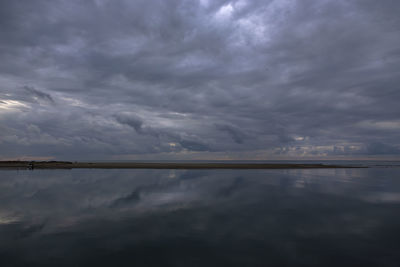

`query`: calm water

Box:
[0,168,400,266]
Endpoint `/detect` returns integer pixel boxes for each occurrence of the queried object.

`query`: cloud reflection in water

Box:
[0,168,400,266]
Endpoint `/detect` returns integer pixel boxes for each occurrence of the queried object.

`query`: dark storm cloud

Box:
[23,86,54,104]
[114,114,144,133]
[0,0,399,159]
[365,142,400,155]
[215,123,246,144]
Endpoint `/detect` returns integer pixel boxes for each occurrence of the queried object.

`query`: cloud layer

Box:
[0,0,400,160]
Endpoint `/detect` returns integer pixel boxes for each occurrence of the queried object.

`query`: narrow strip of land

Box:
[0,161,364,169]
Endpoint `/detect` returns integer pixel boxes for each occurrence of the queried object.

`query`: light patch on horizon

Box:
[362,193,400,204]
[0,100,29,111]
[0,213,20,224]
[60,97,88,108]
[358,120,400,130]
[294,136,306,141]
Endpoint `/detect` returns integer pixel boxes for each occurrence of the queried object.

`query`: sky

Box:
[0,0,399,161]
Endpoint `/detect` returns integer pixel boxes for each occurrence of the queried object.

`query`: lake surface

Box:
[1,168,400,266]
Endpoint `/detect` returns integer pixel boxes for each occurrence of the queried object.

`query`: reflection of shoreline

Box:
[0,161,365,169]
[0,212,20,225]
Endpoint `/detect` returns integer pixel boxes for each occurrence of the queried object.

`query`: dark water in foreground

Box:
[0,168,400,266]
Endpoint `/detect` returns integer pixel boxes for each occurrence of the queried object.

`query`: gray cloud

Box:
[115,114,144,133]
[23,86,54,104]
[365,142,400,155]
[0,0,400,160]
[215,123,246,144]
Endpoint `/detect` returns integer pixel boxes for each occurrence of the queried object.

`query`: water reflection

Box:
[0,168,400,266]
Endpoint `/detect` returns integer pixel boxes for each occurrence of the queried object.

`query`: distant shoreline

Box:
[0,161,366,170]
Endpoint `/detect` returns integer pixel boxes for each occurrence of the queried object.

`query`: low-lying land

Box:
[0,161,364,169]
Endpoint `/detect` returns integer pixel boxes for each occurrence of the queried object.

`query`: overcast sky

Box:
[0,0,399,160]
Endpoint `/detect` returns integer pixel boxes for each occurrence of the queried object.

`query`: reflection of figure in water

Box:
[28,161,34,170]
